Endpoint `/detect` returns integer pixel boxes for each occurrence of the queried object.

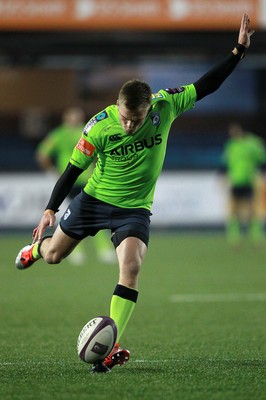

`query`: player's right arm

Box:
[32,127,95,242]
[33,126,98,243]
[32,163,84,242]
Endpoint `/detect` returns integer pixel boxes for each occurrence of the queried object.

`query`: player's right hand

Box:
[32,209,55,243]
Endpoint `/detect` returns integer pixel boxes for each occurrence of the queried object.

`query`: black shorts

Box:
[60,190,152,248]
[231,185,254,200]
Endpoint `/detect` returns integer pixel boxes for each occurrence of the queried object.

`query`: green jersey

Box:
[223,133,266,186]
[70,84,196,210]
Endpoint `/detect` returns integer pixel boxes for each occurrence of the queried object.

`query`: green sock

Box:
[32,236,52,260]
[226,218,241,243]
[249,219,264,242]
[110,284,138,341]
[32,242,42,260]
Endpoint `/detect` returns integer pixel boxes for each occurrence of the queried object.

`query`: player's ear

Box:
[116,100,119,107]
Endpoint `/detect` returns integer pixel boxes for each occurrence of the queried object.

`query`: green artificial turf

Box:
[0,232,265,400]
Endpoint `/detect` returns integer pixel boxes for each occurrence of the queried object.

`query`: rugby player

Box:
[16,14,254,373]
[222,122,266,245]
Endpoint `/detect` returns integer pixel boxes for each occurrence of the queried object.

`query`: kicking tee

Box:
[70,84,197,210]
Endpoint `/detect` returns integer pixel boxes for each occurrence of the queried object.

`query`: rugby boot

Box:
[103,342,130,369]
[15,243,38,270]
[91,343,130,373]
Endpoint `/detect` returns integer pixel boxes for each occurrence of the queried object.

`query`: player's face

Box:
[117,102,150,135]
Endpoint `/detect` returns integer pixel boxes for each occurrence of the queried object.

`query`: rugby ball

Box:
[77,316,117,364]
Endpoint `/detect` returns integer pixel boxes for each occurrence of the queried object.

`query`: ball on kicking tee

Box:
[77,316,117,364]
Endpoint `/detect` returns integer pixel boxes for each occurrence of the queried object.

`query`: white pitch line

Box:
[1,358,264,366]
[0,360,175,366]
[134,360,161,363]
[0,361,75,366]
[133,358,265,363]
[170,293,266,303]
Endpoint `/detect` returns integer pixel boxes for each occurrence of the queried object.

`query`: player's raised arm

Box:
[193,13,255,101]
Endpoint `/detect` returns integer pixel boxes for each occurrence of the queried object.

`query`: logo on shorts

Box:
[63,209,71,220]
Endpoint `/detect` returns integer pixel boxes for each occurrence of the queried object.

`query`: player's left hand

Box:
[238,13,255,49]
[32,209,55,243]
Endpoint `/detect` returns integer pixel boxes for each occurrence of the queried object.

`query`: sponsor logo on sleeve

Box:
[152,92,164,99]
[83,110,108,136]
[96,110,108,121]
[150,112,161,126]
[83,118,97,135]
[76,138,96,156]
[165,87,185,94]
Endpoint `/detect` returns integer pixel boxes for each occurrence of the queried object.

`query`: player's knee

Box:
[43,250,62,264]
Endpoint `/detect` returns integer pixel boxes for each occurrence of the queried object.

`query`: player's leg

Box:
[247,196,264,243]
[39,225,81,263]
[226,194,241,244]
[111,236,147,340]
[91,235,148,373]
[16,225,80,269]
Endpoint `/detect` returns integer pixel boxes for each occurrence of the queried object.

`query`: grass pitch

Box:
[0,232,265,400]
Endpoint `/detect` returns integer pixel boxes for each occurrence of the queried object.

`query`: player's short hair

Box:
[118,79,152,110]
